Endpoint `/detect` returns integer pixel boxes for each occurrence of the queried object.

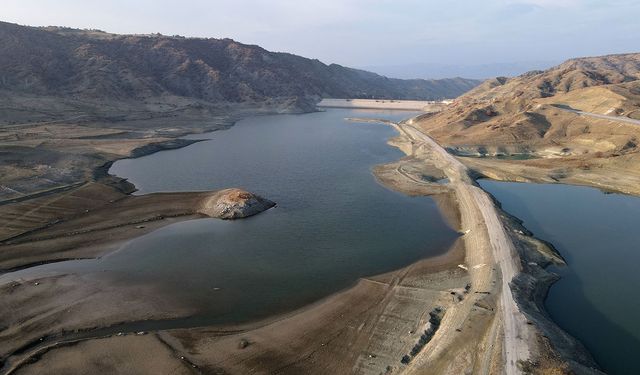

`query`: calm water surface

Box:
[4,109,458,327]
[479,180,640,375]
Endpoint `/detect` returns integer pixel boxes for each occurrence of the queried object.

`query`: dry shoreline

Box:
[1,235,467,375]
[0,107,605,375]
[0,109,470,375]
[352,116,603,374]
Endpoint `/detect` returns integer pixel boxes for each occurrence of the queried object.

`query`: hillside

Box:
[462,53,640,102]
[0,21,480,200]
[415,52,640,195]
[0,21,479,113]
[417,53,640,149]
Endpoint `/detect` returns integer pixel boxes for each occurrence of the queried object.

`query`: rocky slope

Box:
[463,53,640,102]
[412,52,640,198]
[0,21,479,113]
[416,53,640,157]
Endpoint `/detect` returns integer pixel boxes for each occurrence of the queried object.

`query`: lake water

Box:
[3,109,458,328]
[479,180,640,375]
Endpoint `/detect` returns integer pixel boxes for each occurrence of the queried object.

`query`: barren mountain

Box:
[415,52,640,195]
[417,53,640,147]
[0,21,481,200]
[467,54,640,98]
[0,21,479,113]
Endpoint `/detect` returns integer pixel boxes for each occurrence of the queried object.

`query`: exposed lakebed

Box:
[4,109,458,328]
[479,180,640,375]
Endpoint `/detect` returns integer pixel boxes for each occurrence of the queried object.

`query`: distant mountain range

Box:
[0,21,481,111]
[362,61,560,80]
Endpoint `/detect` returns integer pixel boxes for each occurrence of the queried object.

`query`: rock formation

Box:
[198,188,275,219]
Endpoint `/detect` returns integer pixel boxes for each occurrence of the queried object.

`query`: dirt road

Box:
[555,105,640,126]
[398,122,532,374]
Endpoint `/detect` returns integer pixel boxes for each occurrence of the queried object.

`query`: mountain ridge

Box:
[0,21,480,109]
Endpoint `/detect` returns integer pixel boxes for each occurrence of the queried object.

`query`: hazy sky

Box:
[3,0,639,68]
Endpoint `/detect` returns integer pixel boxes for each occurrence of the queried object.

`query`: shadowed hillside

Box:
[0,21,480,111]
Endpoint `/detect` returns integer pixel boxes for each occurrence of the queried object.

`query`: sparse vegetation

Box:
[400,307,444,364]
[0,21,480,108]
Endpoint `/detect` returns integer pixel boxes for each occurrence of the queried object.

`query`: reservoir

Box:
[479,180,640,375]
[4,109,458,328]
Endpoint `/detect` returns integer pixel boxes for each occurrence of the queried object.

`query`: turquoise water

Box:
[479,180,640,375]
[2,109,458,327]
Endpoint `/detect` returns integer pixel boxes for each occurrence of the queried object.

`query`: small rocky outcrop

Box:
[198,188,275,219]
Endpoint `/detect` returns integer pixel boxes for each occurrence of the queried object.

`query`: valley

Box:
[1,18,640,375]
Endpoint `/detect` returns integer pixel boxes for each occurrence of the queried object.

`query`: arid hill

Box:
[464,53,640,102]
[0,21,479,114]
[415,52,640,195]
[416,53,640,148]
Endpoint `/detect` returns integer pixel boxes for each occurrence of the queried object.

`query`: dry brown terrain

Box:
[0,159,471,375]
[4,52,640,375]
[7,248,468,375]
[1,111,590,375]
[0,186,273,372]
[415,53,640,196]
[0,186,273,271]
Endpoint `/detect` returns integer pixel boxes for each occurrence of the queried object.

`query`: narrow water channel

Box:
[479,180,640,375]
